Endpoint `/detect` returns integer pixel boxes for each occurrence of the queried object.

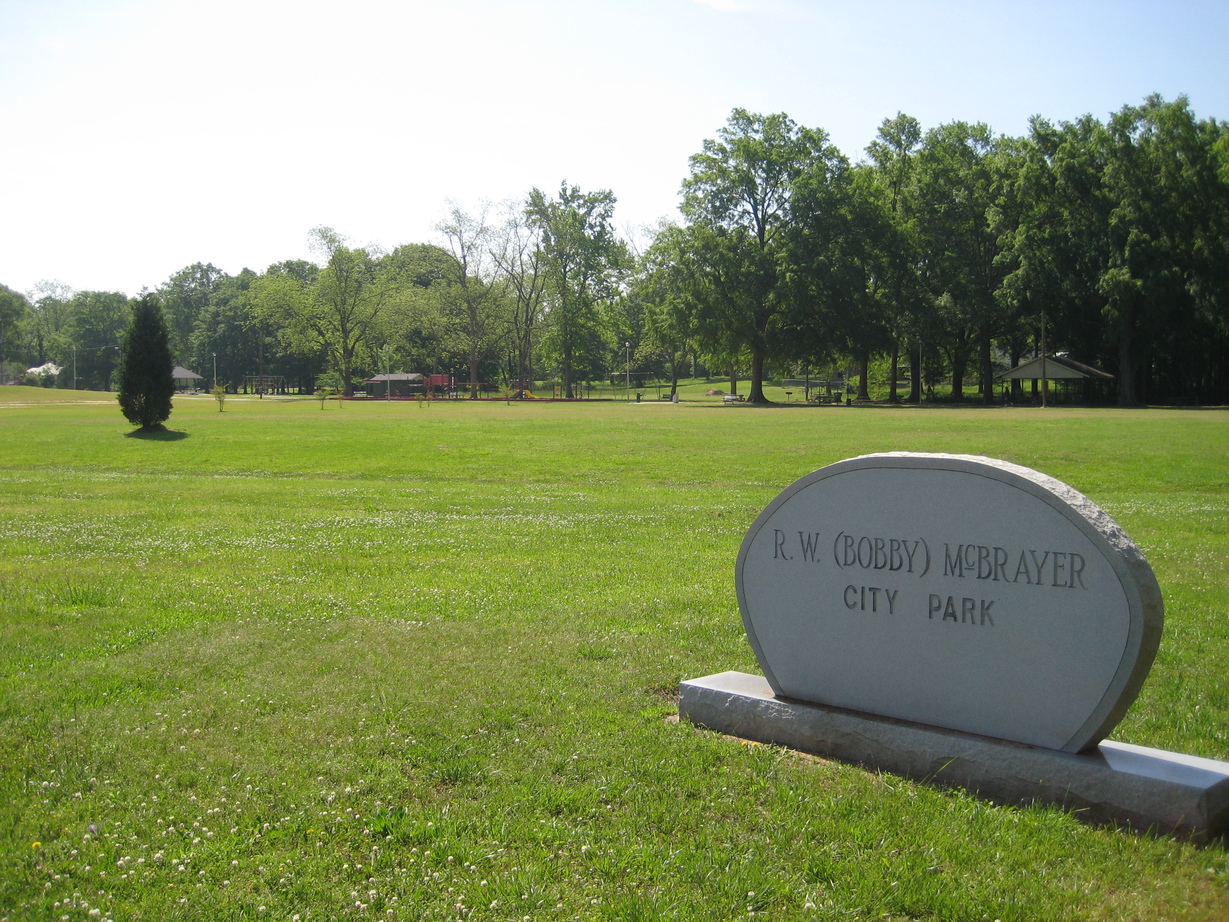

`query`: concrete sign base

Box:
[680,671,1229,842]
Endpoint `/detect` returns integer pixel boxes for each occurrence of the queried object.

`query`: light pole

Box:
[73,345,77,392]
[625,341,630,403]
[212,352,217,391]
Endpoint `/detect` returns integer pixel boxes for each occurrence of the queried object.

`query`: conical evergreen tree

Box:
[117,294,175,430]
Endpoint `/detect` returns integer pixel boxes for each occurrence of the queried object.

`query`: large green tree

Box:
[865,113,927,402]
[679,109,838,403]
[0,284,29,382]
[995,114,1111,403]
[491,203,547,392]
[380,242,460,381]
[66,291,130,390]
[116,294,175,430]
[310,228,393,396]
[785,151,894,398]
[24,281,75,369]
[1001,95,1229,405]
[436,205,510,397]
[158,263,228,363]
[635,225,700,397]
[1098,96,1228,404]
[189,269,260,392]
[526,183,626,398]
[255,259,325,392]
[253,228,393,396]
[912,121,1014,402]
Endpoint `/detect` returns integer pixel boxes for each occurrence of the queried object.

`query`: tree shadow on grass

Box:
[124,426,189,441]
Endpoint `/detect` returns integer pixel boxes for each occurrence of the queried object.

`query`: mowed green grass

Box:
[0,390,1226,921]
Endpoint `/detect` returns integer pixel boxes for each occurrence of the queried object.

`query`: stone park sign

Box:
[680,453,1229,838]
[739,452,1162,752]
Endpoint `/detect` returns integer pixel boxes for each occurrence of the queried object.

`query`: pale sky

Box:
[2,0,1226,298]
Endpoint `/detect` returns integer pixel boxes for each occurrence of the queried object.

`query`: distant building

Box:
[362,373,425,398]
[172,366,205,392]
[997,354,1114,405]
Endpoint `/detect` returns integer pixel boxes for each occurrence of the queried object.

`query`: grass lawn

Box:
[1,389,1226,921]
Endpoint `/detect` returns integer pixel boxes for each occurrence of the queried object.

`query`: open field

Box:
[1,391,1227,921]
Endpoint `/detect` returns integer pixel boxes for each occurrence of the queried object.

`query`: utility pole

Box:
[918,337,923,406]
[1040,311,1049,409]
[625,341,631,403]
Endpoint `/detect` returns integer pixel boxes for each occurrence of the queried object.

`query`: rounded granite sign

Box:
[736,453,1164,753]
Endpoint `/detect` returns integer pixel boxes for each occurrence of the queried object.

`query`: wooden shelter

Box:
[172,365,205,392]
[997,354,1114,405]
[362,373,425,397]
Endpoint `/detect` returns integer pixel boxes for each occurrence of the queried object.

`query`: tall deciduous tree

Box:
[994,114,1108,402]
[1002,95,1229,405]
[0,285,30,386]
[680,109,837,403]
[491,203,547,392]
[158,263,228,362]
[1099,95,1228,404]
[866,113,926,402]
[785,148,892,394]
[26,281,75,368]
[66,291,130,390]
[310,227,392,396]
[256,227,391,396]
[247,267,310,391]
[526,183,626,398]
[116,294,175,430]
[635,225,699,398]
[436,204,510,397]
[0,284,29,382]
[380,242,459,379]
[913,121,1011,402]
[190,268,260,392]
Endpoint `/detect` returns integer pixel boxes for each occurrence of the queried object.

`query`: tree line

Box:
[2,94,1226,406]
